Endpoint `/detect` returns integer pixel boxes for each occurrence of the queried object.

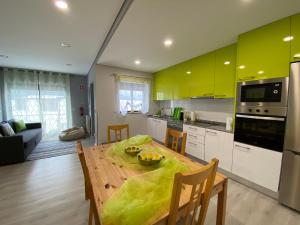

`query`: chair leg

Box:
[89,201,93,225]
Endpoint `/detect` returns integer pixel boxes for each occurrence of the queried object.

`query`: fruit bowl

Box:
[137,152,165,166]
[124,146,143,156]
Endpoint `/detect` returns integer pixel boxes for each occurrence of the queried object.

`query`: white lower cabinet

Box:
[232,142,282,192]
[147,118,167,143]
[204,129,233,172]
[186,141,205,160]
[183,125,205,160]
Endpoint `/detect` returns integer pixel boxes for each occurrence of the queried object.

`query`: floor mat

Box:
[27,139,76,161]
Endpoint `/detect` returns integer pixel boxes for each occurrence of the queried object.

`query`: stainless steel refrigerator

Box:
[279,62,300,211]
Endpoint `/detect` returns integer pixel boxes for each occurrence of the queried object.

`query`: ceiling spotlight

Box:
[164,39,173,47]
[283,36,294,42]
[60,42,71,47]
[257,70,264,74]
[0,54,8,58]
[224,61,231,65]
[134,60,141,65]
[186,71,191,74]
[239,65,246,69]
[55,1,68,10]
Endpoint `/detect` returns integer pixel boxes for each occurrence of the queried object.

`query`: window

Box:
[116,75,150,115]
[4,68,72,139]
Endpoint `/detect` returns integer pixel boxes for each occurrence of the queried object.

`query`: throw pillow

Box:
[14,120,27,133]
[0,123,15,136]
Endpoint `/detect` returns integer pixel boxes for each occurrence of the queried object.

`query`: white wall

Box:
[95,64,159,144]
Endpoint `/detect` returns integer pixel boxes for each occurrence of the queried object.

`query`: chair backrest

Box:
[76,141,90,188]
[107,124,129,143]
[167,159,219,225]
[165,128,187,155]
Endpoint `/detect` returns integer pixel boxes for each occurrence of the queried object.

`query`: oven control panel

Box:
[237,106,287,117]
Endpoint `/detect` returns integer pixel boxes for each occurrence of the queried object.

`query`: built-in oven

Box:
[234,114,286,152]
[235,77,289,152]
[237,77,289,116]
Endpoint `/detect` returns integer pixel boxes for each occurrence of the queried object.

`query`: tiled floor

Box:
[0,152,299,225]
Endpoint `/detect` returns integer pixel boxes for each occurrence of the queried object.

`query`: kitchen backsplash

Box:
[159,98,234,123]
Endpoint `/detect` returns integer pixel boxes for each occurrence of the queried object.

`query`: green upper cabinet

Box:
[190,52,215,97]
[291,13,300,62]
[237,17,291,81]
[214,44,237,98]
[172,61,192,100]
[153,69,173,100]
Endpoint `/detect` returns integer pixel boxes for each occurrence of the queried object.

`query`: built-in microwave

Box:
[236,77,289,116]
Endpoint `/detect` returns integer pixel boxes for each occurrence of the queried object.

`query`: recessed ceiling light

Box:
[66,63,72,66]
[257,70,264,74]
[55,1,68,10]
[283,36,294,42]
[224,61,231,65]
[0,54,8,58]
[186,71,191,74]
[164,39,173,47]
[134,60,141,65]
[239,65,246,69]
[60,42,71,47]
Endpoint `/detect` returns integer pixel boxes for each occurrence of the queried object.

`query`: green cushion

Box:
[14,120,27,133]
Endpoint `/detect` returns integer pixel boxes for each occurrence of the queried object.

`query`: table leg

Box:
[216,178,228,225]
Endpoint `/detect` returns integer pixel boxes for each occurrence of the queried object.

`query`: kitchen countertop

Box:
[148,115,233,133]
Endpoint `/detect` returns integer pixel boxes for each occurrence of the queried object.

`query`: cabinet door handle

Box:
[214,94,226,98]
[238,76,255,81]
[188,134,198,139]
[235,144,251,152]
[188,141,197,146]
[206,131,217,135]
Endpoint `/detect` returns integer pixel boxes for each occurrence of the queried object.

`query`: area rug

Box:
[27,139,76,161]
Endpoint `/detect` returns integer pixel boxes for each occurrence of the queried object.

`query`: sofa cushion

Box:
[7,120,16,132]
[18,128,42,144]
[14,120,27,133]
[0,123,15,136]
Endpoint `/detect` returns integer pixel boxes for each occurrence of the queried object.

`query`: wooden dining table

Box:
[84,141,228,225]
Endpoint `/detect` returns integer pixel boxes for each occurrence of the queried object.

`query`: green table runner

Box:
[102,135,189,225]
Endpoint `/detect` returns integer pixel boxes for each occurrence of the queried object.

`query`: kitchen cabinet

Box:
[172,61,192,99]
[190,52,215,97]
[237,17,291,81]
[183,125,205,160]
[214,44,237,98]
[153,69,173,100]
[291,13,300,62]
[205,129,234,172]
[232,142,282,192]
[147,118,167,142]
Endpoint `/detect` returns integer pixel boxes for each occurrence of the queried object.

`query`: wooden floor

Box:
[0,153,300,225]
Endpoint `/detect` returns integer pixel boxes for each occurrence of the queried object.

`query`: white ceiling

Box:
[0,0,123,75]
[98,0,300,73]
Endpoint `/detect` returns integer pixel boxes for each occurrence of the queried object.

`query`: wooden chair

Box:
[107,124,129,143]
[165,128,187,155]
[76,141,101,225]
[167,159,219,225]
[76,141,90,200]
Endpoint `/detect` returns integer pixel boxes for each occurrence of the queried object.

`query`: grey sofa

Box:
[0,121,42,166]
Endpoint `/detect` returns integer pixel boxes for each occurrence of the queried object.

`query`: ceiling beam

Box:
[87,0,134,75]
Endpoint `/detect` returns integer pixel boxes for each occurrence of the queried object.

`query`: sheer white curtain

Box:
[4,68,72,139]
[115,75,151,116]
